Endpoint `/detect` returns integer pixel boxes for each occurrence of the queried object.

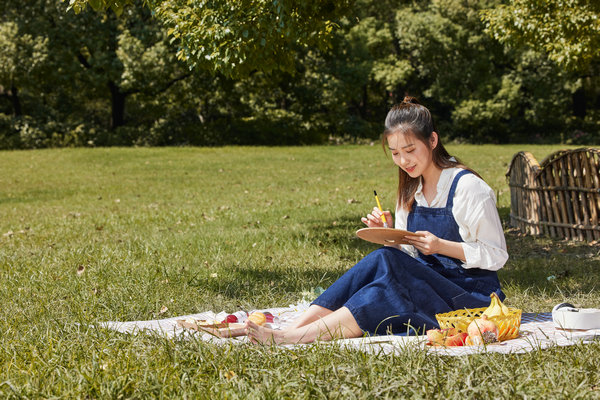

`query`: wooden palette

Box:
[177,319,247,338]
[356,227,420,245]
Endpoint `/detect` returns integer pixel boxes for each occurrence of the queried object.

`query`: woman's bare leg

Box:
[289,304,333,329]
[246,306,363,345]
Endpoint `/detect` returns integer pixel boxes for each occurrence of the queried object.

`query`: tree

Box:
[1,0,597,148]
[0,0,197,149]
[329,0,589,143]
[0,22,48,116]
[483,0,600,129]
[482,0,600,73]
[64,0,352,78]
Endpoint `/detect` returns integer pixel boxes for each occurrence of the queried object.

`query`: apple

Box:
[444,332,468,346]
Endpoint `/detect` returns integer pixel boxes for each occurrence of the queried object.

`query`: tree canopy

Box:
[64,0,352,77]
[0,0,598,148]
[482,0,600,73]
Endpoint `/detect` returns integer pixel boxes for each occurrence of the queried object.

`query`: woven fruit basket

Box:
[435,307,522,341]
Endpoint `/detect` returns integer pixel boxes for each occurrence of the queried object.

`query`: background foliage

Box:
[0,0,598,148]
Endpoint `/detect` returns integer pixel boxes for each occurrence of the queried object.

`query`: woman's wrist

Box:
[437,239,466,262]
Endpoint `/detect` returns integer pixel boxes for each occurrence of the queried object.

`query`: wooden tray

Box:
[177,320,247,338]
[356,227,420,245]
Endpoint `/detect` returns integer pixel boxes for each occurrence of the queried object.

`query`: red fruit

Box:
[444,332,468,346]
[223,314,238,324]
[426,328,458,346]
[426,329,446,345]
[467,314,499,344]
[263,312,278,323]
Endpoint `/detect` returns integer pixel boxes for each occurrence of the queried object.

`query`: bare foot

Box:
[245,307,362,345]
[245,320,287,345]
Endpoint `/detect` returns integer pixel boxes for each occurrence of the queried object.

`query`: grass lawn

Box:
[1,144,599,398]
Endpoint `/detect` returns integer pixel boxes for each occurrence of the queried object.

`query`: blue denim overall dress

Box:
[312,170,504,335]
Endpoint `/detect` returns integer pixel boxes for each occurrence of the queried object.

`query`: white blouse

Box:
[394,167,508,271]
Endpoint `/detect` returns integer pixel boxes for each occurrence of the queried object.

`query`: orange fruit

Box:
[248,312,267,326]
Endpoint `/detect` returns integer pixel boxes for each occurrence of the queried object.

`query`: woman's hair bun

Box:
[402,96,420,105]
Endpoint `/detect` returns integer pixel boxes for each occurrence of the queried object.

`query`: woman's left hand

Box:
[405,231,440,255]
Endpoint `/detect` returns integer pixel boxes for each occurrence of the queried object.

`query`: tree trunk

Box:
[10,84,22,116]
[572,86,586,118]
[108,81,126,129]
[360,84,368,119]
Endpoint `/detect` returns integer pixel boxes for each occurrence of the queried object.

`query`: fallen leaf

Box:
[224,370,236,380]
[2,231,14,238]
[210,273,218,278]
[202,213,215,221]
[76,265,85,276]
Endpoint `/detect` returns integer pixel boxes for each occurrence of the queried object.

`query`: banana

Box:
[482,293,496,317]
[483,293,505,318]
[500,300,510,315]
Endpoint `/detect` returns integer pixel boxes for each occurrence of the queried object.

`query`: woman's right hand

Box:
[361,207,393,228]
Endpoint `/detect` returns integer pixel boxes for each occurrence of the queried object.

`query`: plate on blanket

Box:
[177,319,246,338]
[356,227,421,245]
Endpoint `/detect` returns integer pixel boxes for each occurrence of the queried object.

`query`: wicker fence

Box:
[506,148,600,241]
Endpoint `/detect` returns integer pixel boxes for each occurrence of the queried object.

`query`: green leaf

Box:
[88,0,102,11]
[111,2,124,16]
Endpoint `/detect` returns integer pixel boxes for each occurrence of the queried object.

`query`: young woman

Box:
[246,97,508,344]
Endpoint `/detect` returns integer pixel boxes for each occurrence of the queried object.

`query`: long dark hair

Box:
[382,96,479,211]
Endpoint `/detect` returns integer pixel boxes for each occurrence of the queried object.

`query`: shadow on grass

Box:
[500,229,600,296]
[185,211,599,308]
[298,213,600,299]
[498,206,510,223]
[298,214,381,254]
[188,263,340,291]
[183,216,383,305]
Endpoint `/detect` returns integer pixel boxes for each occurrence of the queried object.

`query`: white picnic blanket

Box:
[99,302,600,355]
